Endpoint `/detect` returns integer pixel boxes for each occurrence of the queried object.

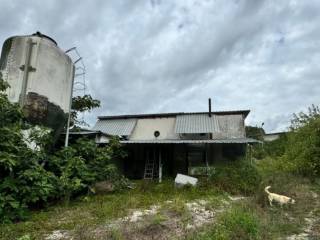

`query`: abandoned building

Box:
[92,100,259,181]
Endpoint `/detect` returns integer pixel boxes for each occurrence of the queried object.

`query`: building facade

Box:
[93,110,258,180]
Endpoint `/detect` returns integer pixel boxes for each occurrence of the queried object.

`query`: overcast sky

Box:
[0,0,319,132]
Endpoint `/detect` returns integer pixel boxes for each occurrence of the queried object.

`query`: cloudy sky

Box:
[0,0,319,132]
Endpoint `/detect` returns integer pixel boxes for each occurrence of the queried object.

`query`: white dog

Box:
[264,186,295,207]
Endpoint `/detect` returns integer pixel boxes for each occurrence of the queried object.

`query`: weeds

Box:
[208,159,261,195]
[188,203,261,240]
[0,180,221,240]
[150,213,167,226]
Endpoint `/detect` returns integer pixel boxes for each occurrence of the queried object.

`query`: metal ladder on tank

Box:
[144,149,156,180]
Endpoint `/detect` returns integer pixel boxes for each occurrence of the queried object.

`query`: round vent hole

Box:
[154,131,160,138]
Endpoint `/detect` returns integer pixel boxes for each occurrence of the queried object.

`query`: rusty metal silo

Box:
[0,32,74,133]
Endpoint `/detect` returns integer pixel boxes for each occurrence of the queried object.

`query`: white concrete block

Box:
[175,173,198,187]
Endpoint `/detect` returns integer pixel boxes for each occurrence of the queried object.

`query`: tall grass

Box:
[188,203,261,240]
[208,159,261,195]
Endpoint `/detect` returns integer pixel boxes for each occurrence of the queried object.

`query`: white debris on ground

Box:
[285,212,318,240]
[45,230,70,240]
[122,205,159,222]
[100,205,161,231]
[174,174,198,187]
[185,200,215,229]
[228,195,246,201]
[185,196,247,230]
[286,191,319,240]
[45,196,246,239]
[311,191,318,199]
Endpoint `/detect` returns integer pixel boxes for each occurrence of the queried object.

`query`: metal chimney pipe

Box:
[208,98,212,117]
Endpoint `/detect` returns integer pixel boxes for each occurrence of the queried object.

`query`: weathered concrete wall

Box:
[0,33,74,134]
[0,34,74,113]
[130,117,179,140]
[212,115,246,139]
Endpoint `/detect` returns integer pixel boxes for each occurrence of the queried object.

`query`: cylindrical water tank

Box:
[0,32,74,133]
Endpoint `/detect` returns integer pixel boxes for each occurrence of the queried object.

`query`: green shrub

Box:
[251,105,320,179]
[0,134,127,222]
[0,75,128,222]
[282,117,320,178]
[208,159,261,195]
[251,134,288,160]
[0,135,56,222]
[258,105,320,179]
[190,204,261,240]
[263,134,288,158]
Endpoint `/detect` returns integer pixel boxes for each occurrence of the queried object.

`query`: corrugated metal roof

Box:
[175,114,220,133]
[93,112,246,138]
[92,118,137,136]
[119,138,260,144]
[175,114,245,137]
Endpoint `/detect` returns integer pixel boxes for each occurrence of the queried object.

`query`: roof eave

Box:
[98,110,250,120]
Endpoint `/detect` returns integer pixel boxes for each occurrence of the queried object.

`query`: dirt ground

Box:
[285,191,320,240]
[44,197,239,240]
[43,190,320,240]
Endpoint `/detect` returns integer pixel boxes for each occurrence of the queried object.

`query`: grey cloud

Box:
[0,0,319,133]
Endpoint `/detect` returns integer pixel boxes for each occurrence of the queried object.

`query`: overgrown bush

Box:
[282,116,320,178]
[251,105,320,180]
[259,105,320,179]
[251,134,288,160]
[263,134,288,158]
[47,137,129,201]
[0,75,127,222]
[208,159,261,195]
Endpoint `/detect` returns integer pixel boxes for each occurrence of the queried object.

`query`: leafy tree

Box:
[263,134,288,158]
[71,94,100,125]
[282,109,320,178]
[0,74,127,222]
[245,126,265,141]
[0,74,23,127]
[0,74,56,222]
[290,104,320,130]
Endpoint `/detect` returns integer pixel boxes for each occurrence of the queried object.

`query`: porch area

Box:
[119,141,248,180]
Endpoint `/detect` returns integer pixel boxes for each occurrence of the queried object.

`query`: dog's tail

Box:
[264,186,271,194]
